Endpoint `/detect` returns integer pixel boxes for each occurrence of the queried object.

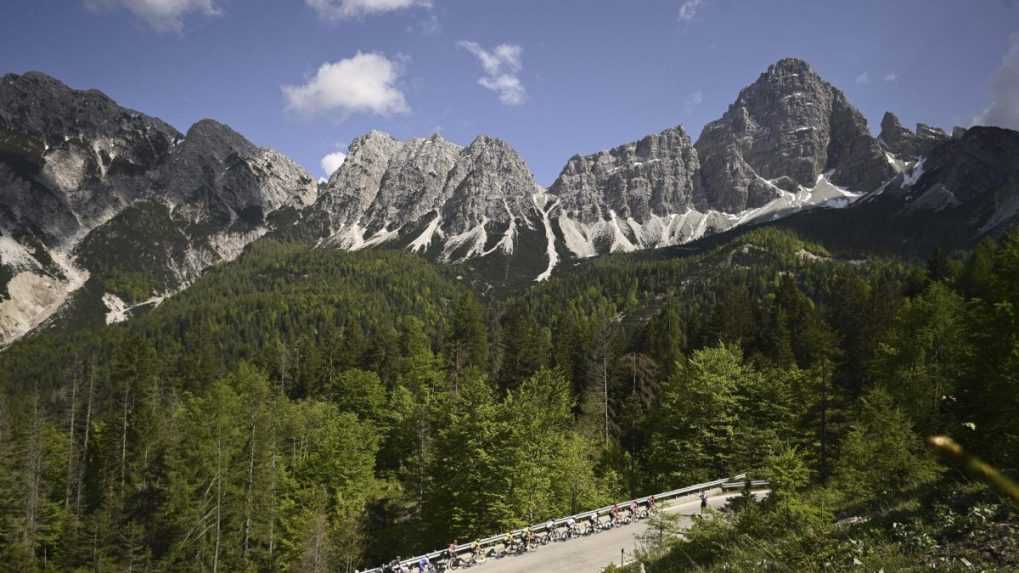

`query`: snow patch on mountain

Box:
[442,217,489,262]
[901,157,926,187]
[409,212,443,253]
[534,190,560,282]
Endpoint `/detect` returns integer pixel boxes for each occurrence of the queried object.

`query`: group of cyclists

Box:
[376,492,713,572]
[388,496,663,572]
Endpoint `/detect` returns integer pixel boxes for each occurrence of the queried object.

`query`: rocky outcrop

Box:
[539,59,893,260]
[549,126,700,223]
[313,131,413,234]
[887,127,1019,214]
[440,135,540,233]
[0,71,181,246]
[365,133,462,233]
[4,59,1001,342]
[160,119,316,227]
[313,132,540,258]
[878,112,949,161]
[695,58,893,212]
[0,71,317,345]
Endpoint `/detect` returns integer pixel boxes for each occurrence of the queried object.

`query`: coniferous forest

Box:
[1,228,1017,571]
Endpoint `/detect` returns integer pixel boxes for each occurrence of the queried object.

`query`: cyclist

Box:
[629,500,638,521]
[610,504,620,527]
[545,519,555,542]
[700,491,709,511]
[502,532,514,556]
[471,539,484,564]
[418,556,431,573]
[565,516,577,538]
[524,528,535,551]
[446,541,458,568]
[648,495,657,514]
[587,513,598,533]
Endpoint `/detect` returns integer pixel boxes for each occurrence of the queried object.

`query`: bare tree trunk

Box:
[819,362,830,482]
[24,381,42,548]
[213,432,223,573]
[120,382,131,497]
[603,352,609,448]
[268,353,286,564]
[453,341,464,395]
[76,359,97,515]
[268,440,277,563]
[243,406,257,560]
[65,366,79,512]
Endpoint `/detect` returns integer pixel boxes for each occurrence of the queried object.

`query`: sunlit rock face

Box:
[0,71,316,345]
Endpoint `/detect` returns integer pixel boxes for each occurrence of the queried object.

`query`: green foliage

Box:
[103,270,160,304]
[761,446,811,500]
[4,225,1019,572]
[833,387,941,501]
[871,282,972,434]
[644,344,747,486]
[423,369,611,545]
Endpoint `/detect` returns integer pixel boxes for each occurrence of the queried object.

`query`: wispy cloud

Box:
[884,72,898,82]
[684,89,704,114]
[458,41,527,106]
[408,13,440,35]
[855,72,870,85]
[84,0,220,32]
[678,0,704,22]
[282,52,410,118]
[306,0,431,21]
[974,32,1019,129]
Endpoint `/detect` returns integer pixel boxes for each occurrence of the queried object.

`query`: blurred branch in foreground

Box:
[928,435,1019,505]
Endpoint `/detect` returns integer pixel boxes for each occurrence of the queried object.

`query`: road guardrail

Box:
[362,473,762,572]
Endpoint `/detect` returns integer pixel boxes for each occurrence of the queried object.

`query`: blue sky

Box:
[2,0,1017,184]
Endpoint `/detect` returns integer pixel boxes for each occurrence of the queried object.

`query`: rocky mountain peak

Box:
[550,125,700,223]
[361,132,462,232]
[164,118,316,225]
[440,133,538,234]
[767,57,813,75]
[0,71,181,246]
[182,118,256,154]
[0,71,179,151]
[695,58,893,212]
[878,111,949,161]
[307,129,541,262]
[0,73,318,345]
[881,111,907,135]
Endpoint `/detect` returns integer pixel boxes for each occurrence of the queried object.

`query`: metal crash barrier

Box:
[363,473,767,572]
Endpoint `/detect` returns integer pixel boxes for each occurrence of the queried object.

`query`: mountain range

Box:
[1,58,1017,346]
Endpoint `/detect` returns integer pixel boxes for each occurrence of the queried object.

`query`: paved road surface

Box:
[457,488,758,573]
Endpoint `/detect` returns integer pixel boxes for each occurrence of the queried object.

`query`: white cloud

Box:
[84,0,220,32]
[974,32,1019,129]
[678,0,704,22]
[321,151,347,177]
[458,41,527,106]
[684,89,703,114]
[855,72,870,85]
[306,0,430,21]
[884,72,898,82]
[282,52,410,118]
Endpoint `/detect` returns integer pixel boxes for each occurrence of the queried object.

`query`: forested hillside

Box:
[1,228,1018,571]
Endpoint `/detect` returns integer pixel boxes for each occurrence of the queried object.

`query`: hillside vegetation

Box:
[1,229,1017,571]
